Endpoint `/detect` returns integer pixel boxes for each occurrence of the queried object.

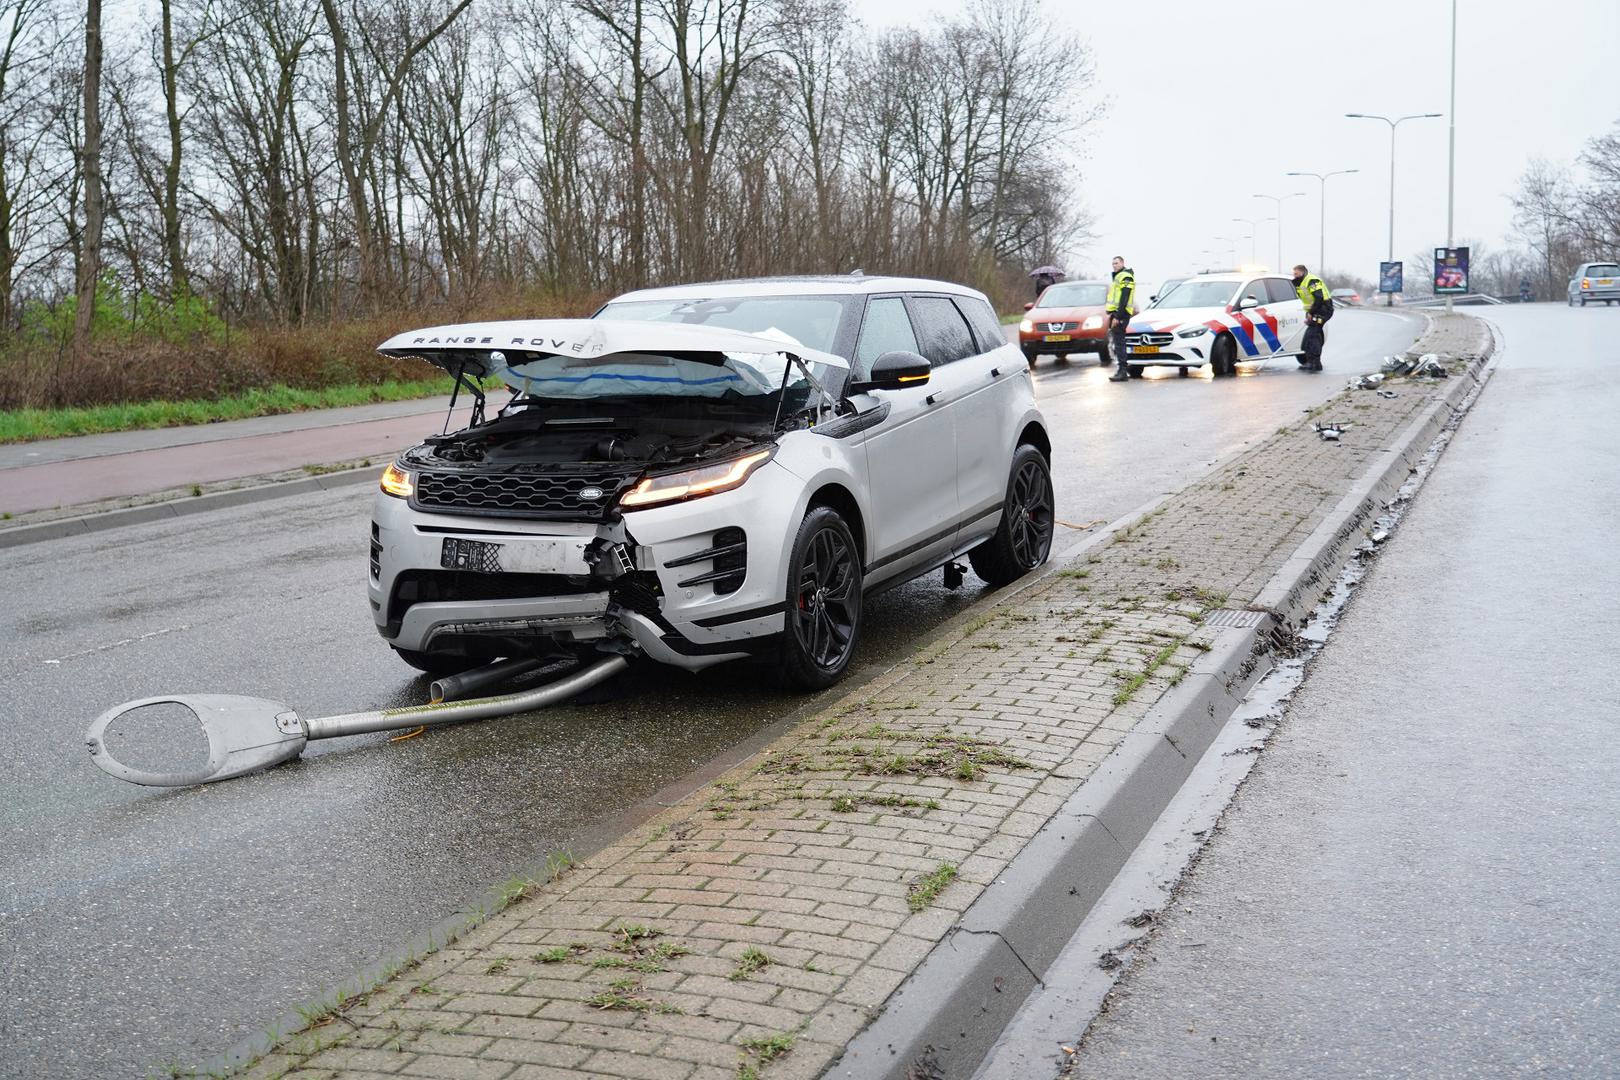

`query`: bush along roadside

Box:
[0,378,473,444]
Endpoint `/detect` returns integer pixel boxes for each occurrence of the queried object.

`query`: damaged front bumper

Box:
[369,459,806,671]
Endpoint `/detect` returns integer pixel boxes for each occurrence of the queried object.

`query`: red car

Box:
[1019,280,1111,367]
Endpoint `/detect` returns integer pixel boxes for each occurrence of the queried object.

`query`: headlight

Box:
[1176,326,1208,339]
[380,462,414,498]
[1082,315,1103,330]
[1019,319,1034,333]
[620,449,773,509]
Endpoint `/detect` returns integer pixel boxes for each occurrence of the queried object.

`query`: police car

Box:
[1122,272,1308,377]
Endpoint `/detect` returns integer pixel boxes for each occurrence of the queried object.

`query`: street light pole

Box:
[1232,218,1273,265]
[1285,169,1359,273]
[1253,192,1307,269]
[1346,111,1442,305]
[1446,0,1458,315]
[1214,235,1239,267]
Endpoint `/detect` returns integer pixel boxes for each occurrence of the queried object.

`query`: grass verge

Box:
[0,378,461,444]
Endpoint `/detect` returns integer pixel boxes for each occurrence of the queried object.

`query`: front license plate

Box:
[440,536,590,575]
[1042,334,1072,342]
[442,537,503,572]
[1131,345,1160,355]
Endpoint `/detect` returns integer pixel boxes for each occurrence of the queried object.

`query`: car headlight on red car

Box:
[1082,315,1104,330]
[620,449,773,509]
[1019,319,1034,333]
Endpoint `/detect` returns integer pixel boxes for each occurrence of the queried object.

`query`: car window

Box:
[596,295,851,354]
[952,296,1007,354]
[854,297,920,378]
[908,295,979,366]
[1266,278,1298,304]
[1154,280,1240,308]
[1237,281,1266,307]
[1588,264,1619,277]
[1039,282,1108,307]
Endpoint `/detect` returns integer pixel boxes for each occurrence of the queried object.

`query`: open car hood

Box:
[377,318,847,384]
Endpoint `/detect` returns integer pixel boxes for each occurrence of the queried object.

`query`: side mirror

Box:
[848,350,931,394]
[1148,294,1158,303]
[1240,294,1263,309]
[1023,302,1034,311]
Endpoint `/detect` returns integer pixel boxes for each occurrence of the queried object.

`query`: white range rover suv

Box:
[368,276,1053,689]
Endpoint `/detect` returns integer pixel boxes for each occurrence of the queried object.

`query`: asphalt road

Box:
[0,309,1422,1079]
[1068,303,1620,1078]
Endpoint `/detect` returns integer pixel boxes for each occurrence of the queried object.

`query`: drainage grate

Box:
[1205,608,1268,628]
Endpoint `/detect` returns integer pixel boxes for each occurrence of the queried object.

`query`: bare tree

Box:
[320,0,473,308]
[73,0,104,355]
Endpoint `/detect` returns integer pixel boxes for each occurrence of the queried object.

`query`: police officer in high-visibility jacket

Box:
[1292,264,1333,372]
[1105,256,1136,382]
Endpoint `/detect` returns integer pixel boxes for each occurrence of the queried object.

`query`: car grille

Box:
[411,467,636,519]
[1126,332,1174,347]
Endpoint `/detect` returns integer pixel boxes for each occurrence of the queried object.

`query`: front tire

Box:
[777,507,863,690]
[1211,334,1237,377]
[969,445,1054,587]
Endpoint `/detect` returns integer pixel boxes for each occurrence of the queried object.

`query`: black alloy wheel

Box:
[778,507,863,690]
[969,445,1055,587]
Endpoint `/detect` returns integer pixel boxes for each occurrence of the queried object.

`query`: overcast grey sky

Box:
[849,0,1619,289]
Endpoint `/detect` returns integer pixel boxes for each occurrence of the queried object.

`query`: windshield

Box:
[1037,283,1107,307]
[598,295,851,354]
[1152,280,1240,309]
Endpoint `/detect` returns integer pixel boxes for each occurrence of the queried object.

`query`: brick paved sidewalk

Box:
[239,317,1490,1080]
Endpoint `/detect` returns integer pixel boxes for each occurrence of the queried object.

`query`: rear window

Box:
[952,296,1007,354]
[1587,265,1619,277]
[909,296,979,366]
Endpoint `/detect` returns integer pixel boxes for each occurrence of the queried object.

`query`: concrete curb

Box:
[0,465,377,549]
[831,329,1497,1080]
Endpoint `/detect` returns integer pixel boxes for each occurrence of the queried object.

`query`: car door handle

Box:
[926,393,941,405]
[989,367,1001,378]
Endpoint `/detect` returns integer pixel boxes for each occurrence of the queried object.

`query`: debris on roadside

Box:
[1377,389,1399,399]
[1352,372,1385,390]
[1313,421,1347,442]
[1380,355,1416,375]
[1097,951,1124,971]
[1413,354,1449,377]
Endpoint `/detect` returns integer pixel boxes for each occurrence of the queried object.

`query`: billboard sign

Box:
[1433,247,1470,294]
[1379,261,1403,294]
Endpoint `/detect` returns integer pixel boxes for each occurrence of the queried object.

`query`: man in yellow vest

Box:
[1292,264,1333,372]
[1105,256,1136,382]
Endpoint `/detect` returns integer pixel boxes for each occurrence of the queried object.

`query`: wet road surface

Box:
[1069,304,1620,1078]
[0,310,1421,1078]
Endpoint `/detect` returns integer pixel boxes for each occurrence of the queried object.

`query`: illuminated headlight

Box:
[1176,326,1208,339]
[1082,315,1104,330]
[1019,319,1034,333]
[621,449,773,509]
[380,461,414,498]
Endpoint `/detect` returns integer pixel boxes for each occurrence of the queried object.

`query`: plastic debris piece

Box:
[1377,389,1399,399]
[1352,372,1386,390]
[1314,422,1343,442]
[1414,354,1449,377]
